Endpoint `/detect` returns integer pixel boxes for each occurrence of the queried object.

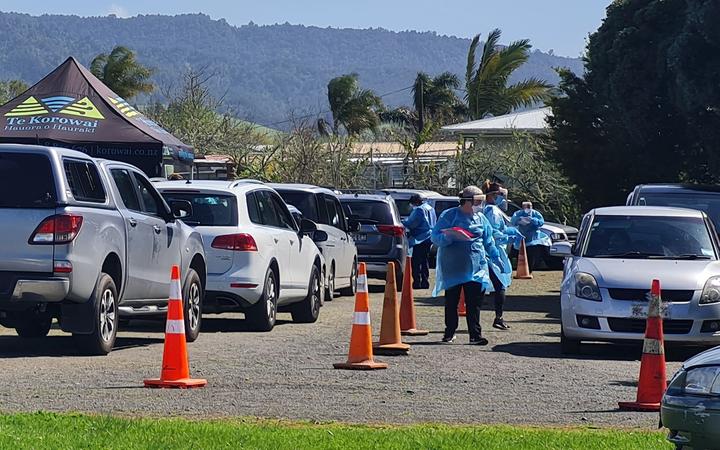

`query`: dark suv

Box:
[339,194,408,287]
[627,184,720,227]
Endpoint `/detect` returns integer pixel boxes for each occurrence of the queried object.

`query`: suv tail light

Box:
[211,233,258,251]
[29,214,84,244]
[377,225,405,237]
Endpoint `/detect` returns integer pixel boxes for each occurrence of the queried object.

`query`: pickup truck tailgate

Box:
[0,210,56,273]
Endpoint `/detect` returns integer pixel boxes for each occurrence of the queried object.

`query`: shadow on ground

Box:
[0,335,163,358]
[415,294,561,319]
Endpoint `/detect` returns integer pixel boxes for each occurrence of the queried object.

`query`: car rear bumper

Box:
[0,278,69,304]
[561,292,720,344]
[662,399,720,449]
[203,272,264,312]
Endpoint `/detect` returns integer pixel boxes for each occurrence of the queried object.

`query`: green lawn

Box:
[0,413,671,450]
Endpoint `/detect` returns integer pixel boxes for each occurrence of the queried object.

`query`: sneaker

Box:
[493,318,511,330]
[441,335,456,343]
[469,337,489,346]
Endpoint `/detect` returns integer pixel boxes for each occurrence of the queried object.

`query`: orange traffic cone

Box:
[618,279,667,411]
[144,266,207,389]
[373,262,410,356]
[400,256,429,336]
[334,263,388,370]
[514,240,533,280]
[458,288,467,317]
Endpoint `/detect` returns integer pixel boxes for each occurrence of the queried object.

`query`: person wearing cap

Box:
[402,194,437,289]
[431,185,506,345]
[511,201,551,273]
[481,180,520,331]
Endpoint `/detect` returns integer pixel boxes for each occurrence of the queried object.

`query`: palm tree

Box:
[412,72,463,127]
[90,46,154,99]
[323,73,383,136]
[0,79,29,105]
[465,29,552,119]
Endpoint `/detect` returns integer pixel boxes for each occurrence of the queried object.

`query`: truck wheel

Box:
[291,266,321,323]
[183,269,203,343]
[74,273,118,355]
[15,311,53,338]
[339,261,357,297]
[247,267,277,332]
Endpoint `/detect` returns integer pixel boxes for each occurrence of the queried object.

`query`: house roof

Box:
[441,107,552,136]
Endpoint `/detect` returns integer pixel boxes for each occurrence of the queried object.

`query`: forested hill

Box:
[0,12,583,127]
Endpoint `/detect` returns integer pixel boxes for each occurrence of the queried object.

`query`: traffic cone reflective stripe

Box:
[619,279,666,411]
[514,240,533,280]
[458,288,467,317]
[334,262,388,370]
[399,256,428,336]
[374,262,410,356]
[144,265,207,389]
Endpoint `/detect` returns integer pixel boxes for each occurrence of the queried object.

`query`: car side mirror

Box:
[300,218,317,233]
[312,230,329,243]
[169,200,193,219]
[347,219,360,233]
[550,242,573,258]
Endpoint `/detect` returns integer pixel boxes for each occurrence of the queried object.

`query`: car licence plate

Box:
[353,233,367,243]
[630,302,671,319]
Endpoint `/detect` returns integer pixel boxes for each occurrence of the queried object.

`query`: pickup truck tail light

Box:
[29,214,84,244]
[377,225,405,237]
[211,233,258,251]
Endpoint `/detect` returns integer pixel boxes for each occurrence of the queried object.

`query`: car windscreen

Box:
[434,200,458,216]
[583,215,715,260]
[393,199,413,217]
[0,152,57,208]
[341,200,394,224]
[276,191,319,222]
[161,192,238,226]
[637,192,720,226]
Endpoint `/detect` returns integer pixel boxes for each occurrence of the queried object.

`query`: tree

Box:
[412,72,464,127]
[548,0,720,209]
[465,29,552,120]
[322,73,383,136]
[0,79,28,104]
[90,46,154,99]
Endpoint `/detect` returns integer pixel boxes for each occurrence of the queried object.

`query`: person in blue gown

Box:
[431,185,506,346]
[511,201,552,273]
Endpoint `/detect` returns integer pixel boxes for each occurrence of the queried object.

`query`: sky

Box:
[2,0,610,57]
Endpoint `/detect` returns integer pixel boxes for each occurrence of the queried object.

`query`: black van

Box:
[626,184,720,227]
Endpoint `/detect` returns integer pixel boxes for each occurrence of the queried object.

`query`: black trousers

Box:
[411,239,431,286]
[526,245,545,273]
[445,281,485,340]
[488,269,506,318]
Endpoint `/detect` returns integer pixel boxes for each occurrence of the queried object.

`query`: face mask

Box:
[472,205,483,214]
[495,196,507,209]
[524,207,532,214]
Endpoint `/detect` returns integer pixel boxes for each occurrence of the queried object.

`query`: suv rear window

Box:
[64,159,106,203]
[161,192,238,226]
[341,200,394,224]
[0,152,56,208]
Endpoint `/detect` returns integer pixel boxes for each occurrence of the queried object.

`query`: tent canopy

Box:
[0,57,193,176]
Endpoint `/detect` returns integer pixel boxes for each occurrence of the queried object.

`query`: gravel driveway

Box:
[0,271,699,428]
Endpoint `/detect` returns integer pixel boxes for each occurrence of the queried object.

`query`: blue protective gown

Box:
[402,202,437,247]
[483,204,517,291]
[511,208,552,250]
[431,207,500,297]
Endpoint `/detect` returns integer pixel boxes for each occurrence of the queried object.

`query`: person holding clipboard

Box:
[431,185,506,345]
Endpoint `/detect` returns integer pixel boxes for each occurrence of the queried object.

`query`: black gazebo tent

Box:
[0,57,193,177]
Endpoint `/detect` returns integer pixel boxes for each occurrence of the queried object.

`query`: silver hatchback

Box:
[553,206,720,353]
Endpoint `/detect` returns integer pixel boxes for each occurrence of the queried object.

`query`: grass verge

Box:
[0,412,671,449]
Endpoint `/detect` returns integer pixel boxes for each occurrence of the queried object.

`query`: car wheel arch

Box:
[101,253,123,296]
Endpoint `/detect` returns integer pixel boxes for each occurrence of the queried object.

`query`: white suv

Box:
[157,180,324,331]
[271,184,358,301]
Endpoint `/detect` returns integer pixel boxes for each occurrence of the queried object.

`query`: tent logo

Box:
[109,96,140,118]
[4,95,105,120]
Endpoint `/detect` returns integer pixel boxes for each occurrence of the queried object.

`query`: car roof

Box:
[155,179,268,194]
[382,189,443,198]
[338,193,393,203]
[591,205,706,218]
[634,183,720,194]
[429,196,460,202]
[0,143,93,160]
[268,183,338,196]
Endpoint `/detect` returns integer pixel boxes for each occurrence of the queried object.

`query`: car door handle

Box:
[290,240,295,245]
[128,218,137,228]
[273,238,279,244]
[153,225,162,234]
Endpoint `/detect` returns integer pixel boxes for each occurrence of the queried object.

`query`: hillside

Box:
[0,12,583,127]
